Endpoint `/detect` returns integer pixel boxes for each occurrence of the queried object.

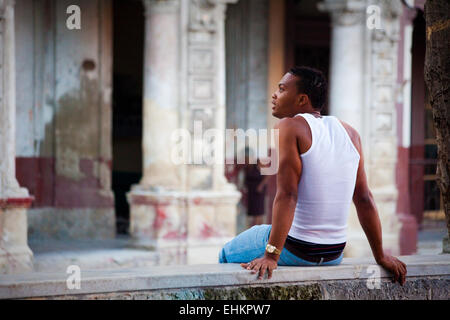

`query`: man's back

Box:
[288,113,360,244]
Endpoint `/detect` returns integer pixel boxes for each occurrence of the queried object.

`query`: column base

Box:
[0,198,34,274]
[398,213,418,255]
[127,186,241,264]
[0,244,33,274]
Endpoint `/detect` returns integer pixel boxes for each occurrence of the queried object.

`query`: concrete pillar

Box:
[127,0,240,264]
[323,0,366,134]
[320,0,402,257]
[395,5,420,255]
[139,0,180,189]
[0,0,33,273]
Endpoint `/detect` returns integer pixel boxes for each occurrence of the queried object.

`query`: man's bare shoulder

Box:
[337,119,362,151]
[274,116,308,134]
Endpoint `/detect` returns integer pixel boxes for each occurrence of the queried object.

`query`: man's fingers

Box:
[399,264,407,285]
[395,267,401,284]
[268,267,273,279]
[392,267,399,283]
[399,267,405,283]
[242,258,276,281]
[251,263,261,274]
[258,265,267,280]
[396,262,406,285]
[400,264,407,277]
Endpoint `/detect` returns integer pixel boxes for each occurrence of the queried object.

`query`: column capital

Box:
[318,0,366,12]
[142,0,179,16]
[189,0,237,32]
[190,0,219,32]
[318,0,366,26]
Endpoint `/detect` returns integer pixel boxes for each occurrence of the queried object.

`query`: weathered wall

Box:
[14,0,114,239]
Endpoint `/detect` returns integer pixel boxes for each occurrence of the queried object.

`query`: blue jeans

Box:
[219,224,343,266]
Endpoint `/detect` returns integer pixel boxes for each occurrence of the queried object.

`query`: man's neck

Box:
[301,110,321,118]
[288,109,321,118]
[309,110,322,118]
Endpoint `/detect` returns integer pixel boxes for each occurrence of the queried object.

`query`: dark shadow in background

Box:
[112,0,144,235]
[285,0,331,115]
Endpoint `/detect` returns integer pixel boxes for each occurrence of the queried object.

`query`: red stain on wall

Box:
[153,205,167,229]
[16,157,54,207]
[129,195,170,206]
[200,222,216,238]
[16,157,113,208]
[163,230,187,240]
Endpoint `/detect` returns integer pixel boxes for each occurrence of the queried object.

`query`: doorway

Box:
[285,0,331,115]
[112,0,144,235]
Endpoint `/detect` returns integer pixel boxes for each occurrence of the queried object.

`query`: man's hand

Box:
[240,255,278,280]
[377,254,407,285]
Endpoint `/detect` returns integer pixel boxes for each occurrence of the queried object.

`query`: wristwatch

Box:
[265,243,281,255]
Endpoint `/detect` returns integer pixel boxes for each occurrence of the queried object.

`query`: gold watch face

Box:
[266,244,275,253]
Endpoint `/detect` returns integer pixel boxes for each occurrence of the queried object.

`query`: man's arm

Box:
[351,128,407,285]
[266,119,301,257]
[240,118,302,279]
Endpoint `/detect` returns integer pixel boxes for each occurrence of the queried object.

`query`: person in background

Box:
[256,147,278,224]
[244,156,267,227]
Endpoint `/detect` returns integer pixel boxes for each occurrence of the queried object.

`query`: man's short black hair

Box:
[289,66,327,111]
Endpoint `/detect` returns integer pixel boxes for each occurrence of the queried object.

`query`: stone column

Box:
[320,0,402,257]
[322,0,366,134]
[127,0,240,264]
[0,0,33,273]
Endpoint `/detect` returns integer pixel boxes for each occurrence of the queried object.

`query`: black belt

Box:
[284,237,345,263]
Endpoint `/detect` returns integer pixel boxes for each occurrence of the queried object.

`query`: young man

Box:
[219,66,407,285]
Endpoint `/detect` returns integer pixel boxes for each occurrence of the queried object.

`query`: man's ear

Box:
[297,94,307,106]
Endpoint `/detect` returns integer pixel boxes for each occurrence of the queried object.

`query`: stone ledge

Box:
[0,254,449,299]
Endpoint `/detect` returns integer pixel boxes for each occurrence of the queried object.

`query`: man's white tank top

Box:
[288,113,360,244]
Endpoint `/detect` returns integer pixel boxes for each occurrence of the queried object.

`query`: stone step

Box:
[0,254,449,299]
